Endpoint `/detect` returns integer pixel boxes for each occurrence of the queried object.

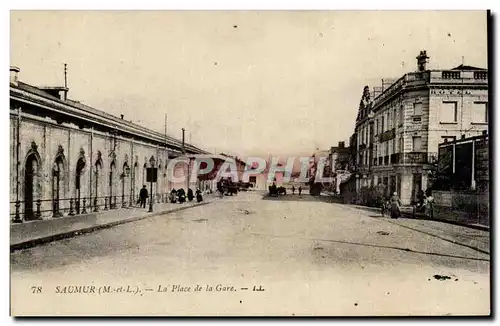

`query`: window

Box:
[393,108,397,127]
[441,101,457,123]
[381,116,385,131]
[413,102,422,116]
[441,136,456,143]
[385,142,389,156]
[375,119,378,135]
[472,102,488,123]
[399,137,404,153]
[399,105,404,125]
[412,136,422,152]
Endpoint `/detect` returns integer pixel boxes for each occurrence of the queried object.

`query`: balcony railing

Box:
[372,152,439,166]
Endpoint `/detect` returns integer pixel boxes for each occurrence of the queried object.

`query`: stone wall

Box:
[11,113,190,220]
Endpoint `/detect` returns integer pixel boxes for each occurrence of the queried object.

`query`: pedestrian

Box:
[178,188,186,203]
[196,189,203,203]
[169,189,177,203]
[425,192,434,218]
[298,186,302,196]
[292,185,295,195]
[390,192,402,219]
[139,185,148,208]
[187,188,194,202]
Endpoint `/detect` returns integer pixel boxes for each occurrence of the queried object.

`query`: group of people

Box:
[382,190,434,219]
[291,185,302,196]
[138,185,204,208]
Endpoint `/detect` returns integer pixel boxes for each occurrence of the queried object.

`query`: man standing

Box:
[139,185,148,208]
[292,185,295,195]
[298,186,302,196]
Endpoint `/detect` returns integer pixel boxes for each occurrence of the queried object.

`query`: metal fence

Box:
[10,192,175,223]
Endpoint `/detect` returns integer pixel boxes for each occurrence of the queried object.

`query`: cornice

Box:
[10,87,206,154]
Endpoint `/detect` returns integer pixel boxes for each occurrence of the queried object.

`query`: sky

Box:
[10,11,488,158]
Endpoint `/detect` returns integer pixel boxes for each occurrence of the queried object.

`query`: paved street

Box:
[11,192,490,316]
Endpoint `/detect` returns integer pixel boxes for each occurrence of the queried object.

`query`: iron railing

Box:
[9,192,180,223]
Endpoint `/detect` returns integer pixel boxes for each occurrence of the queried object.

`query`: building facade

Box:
[326,141,351,193]
[10,66,209,223]
[353,51,488,205]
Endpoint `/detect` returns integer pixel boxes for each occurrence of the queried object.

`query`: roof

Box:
[451,64,487,71]
[12,81,208,154]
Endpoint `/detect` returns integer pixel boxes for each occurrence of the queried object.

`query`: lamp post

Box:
[149,156,155,212]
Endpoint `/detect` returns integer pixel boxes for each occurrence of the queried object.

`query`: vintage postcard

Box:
[9,10,490,316]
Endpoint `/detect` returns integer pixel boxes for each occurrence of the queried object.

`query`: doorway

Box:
[75,157,85,214]
[24,154,38,220]
[52,156,64,217]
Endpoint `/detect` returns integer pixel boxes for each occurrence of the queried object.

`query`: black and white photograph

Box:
[8,10,491,316]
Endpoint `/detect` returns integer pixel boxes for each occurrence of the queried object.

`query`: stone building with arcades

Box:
[10,66,209,223]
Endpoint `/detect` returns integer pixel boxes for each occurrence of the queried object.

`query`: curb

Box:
[348,205,490,232]
[10,201,213,252]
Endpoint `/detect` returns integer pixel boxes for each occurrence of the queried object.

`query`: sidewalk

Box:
[344,204,490,254]
[11,195,217,252]
[347,204,489,232]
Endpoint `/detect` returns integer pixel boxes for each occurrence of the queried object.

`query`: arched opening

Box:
[75,157,86,214]
[24,153,40,220]
[94,159,102,211]
[121,162,130,207]
[52,156,65,217]
[132,162,138,205]
[158,162,162,202]
[109,161,116,209]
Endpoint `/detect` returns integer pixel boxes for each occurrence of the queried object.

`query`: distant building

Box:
[326,141,351,193]
[353,50,488,205]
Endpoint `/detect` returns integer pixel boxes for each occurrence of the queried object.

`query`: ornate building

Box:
[10,66,209,222]
[353,51,488,205]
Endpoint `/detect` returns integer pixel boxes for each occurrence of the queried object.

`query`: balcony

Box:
[378,128,396,142]
[395,152,429,164]
[374,152,438,166]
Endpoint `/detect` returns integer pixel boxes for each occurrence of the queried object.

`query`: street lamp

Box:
[149,156,156,212]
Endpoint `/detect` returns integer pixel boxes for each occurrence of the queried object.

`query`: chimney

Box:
[416,50,429,72]
[339,141,345,148]
[10,66,20,86]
